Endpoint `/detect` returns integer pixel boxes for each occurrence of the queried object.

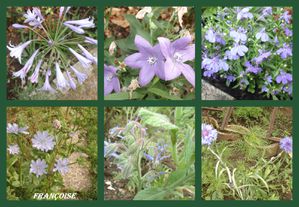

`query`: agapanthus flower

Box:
[276,70,292,85]
[70,66,87,84]
[276,43,292,59]
[7,123,29,134]
[244,61,262,74]
[158,36,195,86]
[237,7,253,20]
[256,28,269,42]
[63,23,85,34]
[104,64,121,95]
[84,36,97,45]
[69,47,92,68]
[39,69,56,93]
[59,7,71,18]
[23,8,43,27]
[253,50,271,64]
[29,60,43,83]
[66,70,76,90]
[202,56,229,77]
[280,11,292,24]
[30,159,48,177]
[12,24,29,29]
[7,40,32,63]
[8,144,20,155]
[280,136,292,153]
[124,35,165,86]
[53,158,69,174]
[55,62,69,90]
[13,49,39,80]
[64,17,95,28]
[78,44,97,64]
[229,27,247,43]
[202,123,218,146]
[32,131,56,152]
[230,43,248,56]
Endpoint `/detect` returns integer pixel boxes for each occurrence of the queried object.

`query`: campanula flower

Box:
[69,47,92,68]
[13,49,39,80]
[55,62,69,90]
[158,36,195,86]
[30,159,48,177]
[7,40,32,63]
[104,64,121,95]
[202,123,218,146]
[32,131,56,152]
[70,66,87,84]
[124,35,165,86]
[280,136,292,153]
[256,28,269,42]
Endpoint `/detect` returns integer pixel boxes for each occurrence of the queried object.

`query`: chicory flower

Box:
[8,144,20,155]
[32,131,56,152]
[53,158,69,174]
[30,159,48,177]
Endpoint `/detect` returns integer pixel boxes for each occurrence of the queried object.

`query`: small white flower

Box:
[55,63,69,90]
[8,144,20,155]
[64,17,95,28]
[69,47,92,68]
[7,40,32,63]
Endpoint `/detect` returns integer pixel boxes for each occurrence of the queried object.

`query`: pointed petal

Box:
[164,58,181,81]
[157,37,172,59]
[180,63,195,87]
[124,53,144,69]
[172,36,192,50]
[139,65,155,86]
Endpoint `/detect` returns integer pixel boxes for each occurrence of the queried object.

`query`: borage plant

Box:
[104,7,195,100]
[7,7,97,99]
[202,7,292,100]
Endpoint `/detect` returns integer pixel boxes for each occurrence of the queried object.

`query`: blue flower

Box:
[202,56,229,77]
[8,144,20,155]
[280,11,292,24]
[256,28,269,42]
[7,123,29,134]
[237,7,253,21]
[280,136,292,153]
[244,61,262,74]
[202,124,218,146]
[276,43,292,59]
[32,131,56,152]
[229,27,247,43]
[205,28,217,43]
[276,70,292,85]
[53,158,69,175]
[253,50,271,64]
[284,27,293,37]
[30,159,48,177]
[231,43,248,56]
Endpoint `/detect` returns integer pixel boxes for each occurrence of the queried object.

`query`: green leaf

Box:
[138,108,178,130]
[125,14,151,42]
[133,187,169,200]
[105,92,144,100]
[148,87,182,100]
[166,168,187,186]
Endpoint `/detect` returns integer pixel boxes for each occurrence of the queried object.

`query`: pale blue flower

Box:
[84,36,97,45]
[39,69,56,93]
[29,60,43,83]
[53,158,69,174]
[63,23,85,34]
[69,47,92,68]
[280,136,292,153]
[32,131,56,152]
[237,7,253,20]
[256,28,269,42]
[30,159,48,177]
[7,40,32,63]
[202,123,218,146]
[70,66,87,84]
[8,144,20,155]
[7,123,29,134]
[55,62,69,90]
[231,43,248,56]
[13,49,39,80]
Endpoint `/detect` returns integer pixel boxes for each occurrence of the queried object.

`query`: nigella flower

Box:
[280,136,292,153]
[69,48,92,68]
[7,40,32,63]
[13,49,39,81]
[30,159,48,177]
[230,43,248,56]
[256,28,269,42]
[53,158,69,175]
[66,70,76,90]
[55,62,69,90]
[29,60,43,83]
[12,24,29,29]
[78,44,97,64]
[229,27,247,43]
[63,23,85,34]
[39,69,56,93]
[124,35,165,86]
[104,64,121,95]
[236,7,253,21]
[276,43,292,59]
[244,61,262,74]
[84,36,97,45]
[276,70,292,85]
[7,123,29,134]
[32,131,56,152]
[284,27,293,37]
[8,144,20,155]
[253,50,271,64]
[202,123,218,146]
[158,36,195,86]
[64,17,95,28]
[280,11,292,24]
[70,66,87,84]
[202,56,229,77]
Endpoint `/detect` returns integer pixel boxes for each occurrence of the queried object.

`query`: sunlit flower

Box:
[230,43,248,56]
[7,40,32,63]
[244,61,262,74]
[229,27,247,43]
[276,70,292,85]
[69,47,92,68]
[276,43,292,59]
[32,131,56,152]
[8,144,20,155]
[30,159,48,177]
[53,158,69,174]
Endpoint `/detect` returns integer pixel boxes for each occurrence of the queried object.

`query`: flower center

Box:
[202,129,209,137]
[147,56,157,65]
[174,52,183,62]
[106,73,114,82]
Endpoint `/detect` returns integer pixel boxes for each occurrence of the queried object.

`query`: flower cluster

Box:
[105,35,195,95]
[201,123,218,146]
[144,143,170,165]
[279,136,292,153]
[7,7,97,94]
[202,7,292,100]
[7,123,29,134]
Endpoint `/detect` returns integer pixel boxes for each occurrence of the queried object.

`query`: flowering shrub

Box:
[7,7,97,99]
[104,7,195,100]
[202,7,292,100]
[105,107,195,200]
[7,107,98,200]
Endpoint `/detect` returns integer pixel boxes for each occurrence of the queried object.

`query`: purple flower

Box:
[224,50,239,60]
[283,84,292,96]
[12,24,29,29]
[276,43,292,59]
[284,27,293,37]
[231,43,248,56]
[39,69,56,93]
[66,70,76,90]
[7,123,29,134]
[78,44,97,64]
[23,8,43,28]
[237,7,253,21]
[29,60,42,83]
[64,17,95,28]
[144,143,170,164]
[280,11,292,24]
[55,62,69,90]
[85,36,97,45]
[158,36,195,86]
[13,49,39,80]
[124,35,165,86]
[253,50,271,64]
[202,56,229,77]
[226,75,236,84]
[256,28,269,42]
[69,47,92,68]
[273,36,279,46]
[229,27,247,43]
[261,85,269,93]
[8,144,20,155]
[280,136,292,153]
[53,158,69,174]
[7,40,32,63]
[205,28,217,43]
[244,61,262,74]
[30,159,48,177]
[32,131,56,152]
[63,23,85,34]
[262,7,272,17]
[265,75,273,84]
[104,64,121,95]
[276,70,292,85]
[202,123,218,146]
[70,66,87,84]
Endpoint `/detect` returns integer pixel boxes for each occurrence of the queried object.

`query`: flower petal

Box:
[134,35,152,55]
[157,37,172,59]
[164,58,181,81]
[124,53,144,69]
[180,63,195,87]
[139,65,155,86]
[172,36,192,50]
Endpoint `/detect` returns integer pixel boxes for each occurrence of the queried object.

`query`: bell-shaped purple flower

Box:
[63,23,85,34]
[66,70,76,90]
[124,35,165,86]
[29,59,43,83]
[39,69,56,93]
[84,36,97,45]
[55,62,69,90]
[13,49,39,80]
[7,40,32,63]
[158,36,195,87]
[70,66,88,84]
[78,44,97,64]
[104,64,120,95]
[69,47,92,68]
